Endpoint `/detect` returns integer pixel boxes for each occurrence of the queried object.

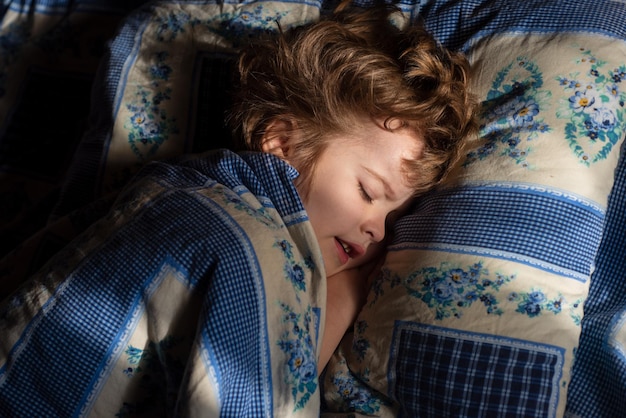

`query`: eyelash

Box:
[359,183,373,203]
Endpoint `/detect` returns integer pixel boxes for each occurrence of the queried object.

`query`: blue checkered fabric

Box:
[0,150,319,416]
[52,3,158,218]
[412,0,626,52]
[393,185,603,282]
[390,322,564,418]
[565,143,626,417]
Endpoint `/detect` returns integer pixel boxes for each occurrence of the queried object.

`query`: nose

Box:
[363,210,387,243]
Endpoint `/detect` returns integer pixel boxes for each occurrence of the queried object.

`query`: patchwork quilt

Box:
[1,1,626,417]
[0,150,326,417]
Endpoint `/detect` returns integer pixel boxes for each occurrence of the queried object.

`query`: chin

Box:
[324,265,341,277]
[322,257,343,277]
[325,260,360,277]
[322,247,364,277]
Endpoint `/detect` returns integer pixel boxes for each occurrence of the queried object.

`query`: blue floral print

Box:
[274,239,316,293]
[216,184,277,226]
[124,83,179,161]
[510,289,557,317]
[556,48,626,165]
[372,260,583,325]
[273,237,320,411]
[122,4,295,161]
[149,51,173,81]
[327,363,386,414]
[401,261,513,320]
[152,5,290,46]
[123,345,144,376]
[369,266,402,307]
[509,290,583,325]
[154,11,196,42]
[118,335,186,417]
[352,320,370,361]
[465,57,552,168]
[277,303,318,411]
[215,5,290,47]
[465,47,625,169]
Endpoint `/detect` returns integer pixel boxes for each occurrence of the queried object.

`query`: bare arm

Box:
[318,249,386,375]
[318,268,367,375]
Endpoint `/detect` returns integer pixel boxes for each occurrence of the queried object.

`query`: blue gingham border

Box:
[415,0,626,52]
[392,184,604,280]
[566,141,626,417]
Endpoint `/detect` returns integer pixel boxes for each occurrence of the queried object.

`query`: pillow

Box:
[53,0,422,217]
[0,1,147,254]
[52,0,323,218]
[321,1,626,417]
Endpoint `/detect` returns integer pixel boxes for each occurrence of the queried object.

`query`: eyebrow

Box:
[364,167,397,200]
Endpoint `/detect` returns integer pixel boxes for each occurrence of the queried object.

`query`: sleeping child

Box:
[0,2,476,416]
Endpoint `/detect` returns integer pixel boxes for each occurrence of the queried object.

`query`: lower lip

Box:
[334,238,350,265]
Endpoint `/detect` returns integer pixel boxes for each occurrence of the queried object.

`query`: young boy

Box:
[0,2,476,416]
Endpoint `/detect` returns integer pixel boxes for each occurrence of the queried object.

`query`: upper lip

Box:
[337,238,366,259]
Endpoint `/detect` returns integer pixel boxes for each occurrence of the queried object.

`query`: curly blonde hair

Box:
[228,2,478,195]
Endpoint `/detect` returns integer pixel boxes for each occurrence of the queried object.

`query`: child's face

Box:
[297,121,422,277]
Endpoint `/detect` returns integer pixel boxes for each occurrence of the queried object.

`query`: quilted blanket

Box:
[0,150,326,417]
[2,1,626,417]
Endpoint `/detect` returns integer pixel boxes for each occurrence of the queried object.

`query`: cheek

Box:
[305,187,352,231]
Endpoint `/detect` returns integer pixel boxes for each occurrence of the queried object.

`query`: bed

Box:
[0,0,625,416]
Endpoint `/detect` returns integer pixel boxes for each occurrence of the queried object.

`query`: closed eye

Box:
[359,183,373,204]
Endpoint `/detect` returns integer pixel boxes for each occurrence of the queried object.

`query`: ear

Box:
[261,118,298,161]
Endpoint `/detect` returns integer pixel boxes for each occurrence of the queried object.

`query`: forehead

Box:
[325,121,423,192]
[347,117,422,151]
[333,120,423,169]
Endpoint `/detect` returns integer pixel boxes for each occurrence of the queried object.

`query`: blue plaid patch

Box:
[389,322,564,418]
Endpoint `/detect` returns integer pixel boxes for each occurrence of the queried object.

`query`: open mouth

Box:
[334,238,352,265]
[334,238,364,265]
[339,240,353,255]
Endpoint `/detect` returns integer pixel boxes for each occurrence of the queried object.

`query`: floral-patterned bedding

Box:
[1,0,626,417]
[320,2,626,417]
[0,150,326,416]
[319,2,626,417]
